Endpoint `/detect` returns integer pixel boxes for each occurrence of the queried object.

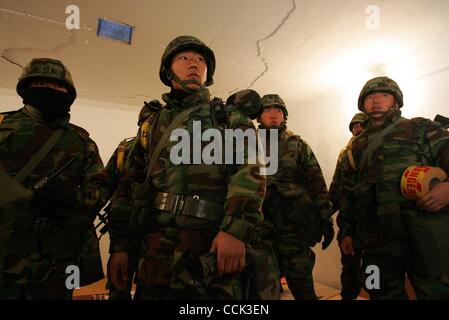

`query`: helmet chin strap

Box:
[366,104,399,119]
[167,70,205,94]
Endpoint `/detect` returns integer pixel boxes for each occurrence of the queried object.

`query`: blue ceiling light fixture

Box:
[97,18,134,44]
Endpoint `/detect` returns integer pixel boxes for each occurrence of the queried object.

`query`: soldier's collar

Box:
[367,109,402,131]
[257,123,287,133]
[163,88,211,110]
[23,104,70,128]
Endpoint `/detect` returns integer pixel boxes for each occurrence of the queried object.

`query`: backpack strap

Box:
[345,136,357,171]
[116,138,133,175]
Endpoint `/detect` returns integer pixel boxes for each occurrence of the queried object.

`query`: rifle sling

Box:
[14,128,64,183]
[358,117,407,170]
[145,105,202,181]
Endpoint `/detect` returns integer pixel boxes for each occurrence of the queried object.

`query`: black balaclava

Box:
[18,87,75,122]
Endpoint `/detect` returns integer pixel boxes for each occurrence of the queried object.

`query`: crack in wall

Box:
[245,0,297,91]
[1,53,22,69]
[1,29,75,67]
[0,8,93,31]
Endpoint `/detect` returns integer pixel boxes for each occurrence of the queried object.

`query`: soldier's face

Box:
[363,92,395,117]
[29,80,68,93]
[260,106,284,127]
[170,51,207,90]
[351,123,363,136]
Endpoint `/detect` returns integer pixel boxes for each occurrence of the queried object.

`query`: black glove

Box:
[321,218,335,250]
[31,179,78,211]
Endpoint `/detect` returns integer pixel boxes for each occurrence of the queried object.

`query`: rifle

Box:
[172,246,257,299]
[94,201,111,239]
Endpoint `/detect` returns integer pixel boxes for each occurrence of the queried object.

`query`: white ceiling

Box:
[1,0,449,109]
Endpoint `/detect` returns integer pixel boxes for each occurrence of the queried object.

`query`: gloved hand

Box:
[31,179,79,211]
[320,218,334,250]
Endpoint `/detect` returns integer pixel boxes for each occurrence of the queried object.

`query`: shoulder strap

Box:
[116,139,129,175]
[358,117,408,169]
[0,114,5,127]
[145,105,202,180]
[345,136,357,171]
[14,128,64,183]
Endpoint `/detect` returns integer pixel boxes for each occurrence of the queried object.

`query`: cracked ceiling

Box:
[1,0,449,110]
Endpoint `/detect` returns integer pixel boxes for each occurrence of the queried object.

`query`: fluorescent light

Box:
[97,18,134,44]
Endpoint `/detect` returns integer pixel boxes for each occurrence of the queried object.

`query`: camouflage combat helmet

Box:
[159,35,216,87]
[349,112,368,132]
[16,58,76,97]
[358,76,403,111]
[261,94,288,119]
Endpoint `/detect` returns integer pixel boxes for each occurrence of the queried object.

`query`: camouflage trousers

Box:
[248,239,280,300]
[273,237,317,300]
[0,254,74,300]
[340,245,363,300]
[363,241,449,300]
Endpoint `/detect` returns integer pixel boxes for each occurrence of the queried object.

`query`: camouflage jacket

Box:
[337,109,449,241]
[105,137,137,196]
[0,105,108,257]
[109,88,265,252]
[328,136,356,213]
[261,125,330,229]
[107,137,148,252]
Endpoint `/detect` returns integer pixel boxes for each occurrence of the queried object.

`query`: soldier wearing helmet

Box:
[0,58,108,299]
[357,76,403,127]
[257,94,333,300]
[104,100,162,300]
[108,36,266,300]
[329,112,368,300]
[338,77,449,299]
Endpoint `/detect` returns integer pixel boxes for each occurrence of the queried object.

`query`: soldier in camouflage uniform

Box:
[338,77,449,299]
[105,101,161,300]
[0,58,108,299]
[257,94,333,300]
[329,112,367,300]
[108,36,266,299]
